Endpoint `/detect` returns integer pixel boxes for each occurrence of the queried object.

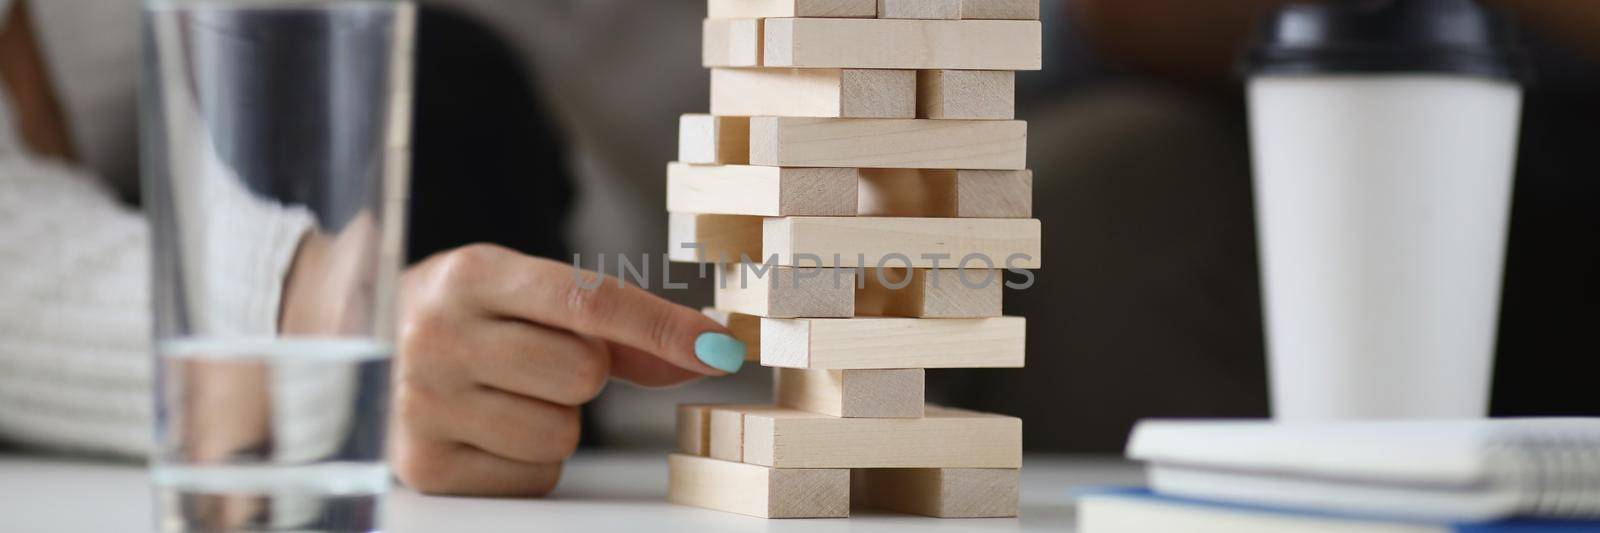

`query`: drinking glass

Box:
[140,1,414,530]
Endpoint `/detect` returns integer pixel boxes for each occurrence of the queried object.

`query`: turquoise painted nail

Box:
[694,332,746,373]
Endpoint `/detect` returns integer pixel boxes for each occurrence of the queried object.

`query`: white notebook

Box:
[1126,418,1600,522]
[1078,488,1598,533]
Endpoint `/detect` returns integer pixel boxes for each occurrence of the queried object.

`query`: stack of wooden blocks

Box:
[666,0,1042,519]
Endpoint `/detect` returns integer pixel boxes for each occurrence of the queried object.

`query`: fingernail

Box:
[694,332,746,373]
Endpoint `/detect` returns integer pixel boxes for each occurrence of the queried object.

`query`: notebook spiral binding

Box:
[1494,427,1600,518]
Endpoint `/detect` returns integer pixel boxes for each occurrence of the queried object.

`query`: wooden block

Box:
[677,115,749,165]
[749,116,1027,170]
[763,18,1041,70]
[703,18,762,67]
[673,166,1030,219]
[853,468,1020,517]
[667,163,857,217]
[763,217,1041,268]
[668,213,764,263]
[709,404,795,462]
[877,0,960,20]
[676,404,715,456]
[878,0,1038,20]
[668,454,850,519]
[711,68,915,119]
[959,0,1039,20]
[957,169,1033,218]
[738,406,1022,468]
[775,368,924,417]
[858,169,1032,218]
[715,264,856,318]
[717,266,1002,318]
[856,268,1002,318]
[708,407,748,461]
[762,316,1025,369]
[702,308,761,361]
[707,0,876,19]
[917,70,1015,120]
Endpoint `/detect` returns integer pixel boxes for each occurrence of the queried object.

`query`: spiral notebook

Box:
[1126,418,1600,522]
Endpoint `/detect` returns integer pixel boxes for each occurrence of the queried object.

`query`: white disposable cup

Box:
[1248,74,1522,420]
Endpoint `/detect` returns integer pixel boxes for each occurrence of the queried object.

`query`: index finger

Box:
[451,251,746,376]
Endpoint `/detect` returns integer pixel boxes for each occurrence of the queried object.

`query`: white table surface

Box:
[1,451,1141,532]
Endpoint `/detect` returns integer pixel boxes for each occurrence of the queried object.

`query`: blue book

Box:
[1077,488,1600,533]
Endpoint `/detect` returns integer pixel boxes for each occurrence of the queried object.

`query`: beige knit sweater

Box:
[0,155,153,458]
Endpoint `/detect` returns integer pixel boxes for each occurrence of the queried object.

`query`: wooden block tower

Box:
[666,0,1042,519]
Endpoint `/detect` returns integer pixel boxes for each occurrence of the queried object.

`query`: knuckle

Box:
[522,464,563,498]
[391,376,429,418]
[435,244,501,288]
[397,311,435,349]
[545,407,582,459]
[399,266,429,305]
[562,278,614,333]
[568,350,611,403]
[646,309,684,356]
[392,385,420,423]
[397,311,452,361]
[392,441,455,494]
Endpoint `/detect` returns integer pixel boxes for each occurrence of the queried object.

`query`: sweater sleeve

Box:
[0,156,311,458]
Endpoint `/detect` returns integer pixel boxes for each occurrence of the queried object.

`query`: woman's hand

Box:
[389,244,745,496]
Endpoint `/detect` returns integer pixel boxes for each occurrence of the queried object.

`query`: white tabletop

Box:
[1,451,1141,532]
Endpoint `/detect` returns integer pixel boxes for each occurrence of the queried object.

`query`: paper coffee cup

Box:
[1244,0,1527,420]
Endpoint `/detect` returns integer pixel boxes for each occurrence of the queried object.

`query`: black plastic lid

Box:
[1244,0,1527,81]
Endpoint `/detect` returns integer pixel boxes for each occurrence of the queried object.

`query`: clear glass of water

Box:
[140,1,414,531]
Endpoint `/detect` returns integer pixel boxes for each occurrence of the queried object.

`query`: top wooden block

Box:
[708,0,876,19]
[764,18,1041,70]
